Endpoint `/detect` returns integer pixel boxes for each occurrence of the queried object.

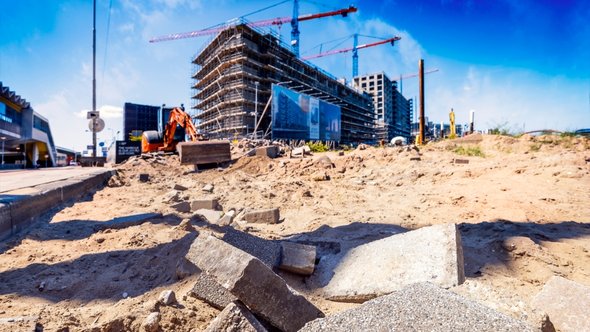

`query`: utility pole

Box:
[92,0,97,158]
[418,59,425,145]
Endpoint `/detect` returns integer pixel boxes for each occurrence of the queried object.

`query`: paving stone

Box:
[205,301,267,332]
[279,242,317,275]
[190,199,219,211]
[242,208,280,224]
[194,209,224,224]
[190,272,237,310]
[309,223,465,302]
[531,276,590,332]
[186,234,324,332]
[301,283,534,332]
[171,201,191,213]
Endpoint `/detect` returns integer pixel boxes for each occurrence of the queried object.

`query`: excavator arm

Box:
[142,106,203,153]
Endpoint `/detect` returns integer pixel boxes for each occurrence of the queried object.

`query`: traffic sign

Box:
[88,118,105,133]
[87,111,100,119]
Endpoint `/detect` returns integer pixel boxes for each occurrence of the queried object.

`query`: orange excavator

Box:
[141,106,204,153]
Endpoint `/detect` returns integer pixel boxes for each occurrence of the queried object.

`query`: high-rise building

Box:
[353,72,412,141]
[123,102,159,140]
[191,22,375,144]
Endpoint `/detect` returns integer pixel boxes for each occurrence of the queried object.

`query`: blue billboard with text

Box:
[271,84,341,141]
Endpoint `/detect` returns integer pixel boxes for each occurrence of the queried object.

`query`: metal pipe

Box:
[418,59,425,145]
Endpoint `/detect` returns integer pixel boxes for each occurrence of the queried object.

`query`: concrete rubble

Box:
[194,209,224,224]
[190,272,237,310]
[301,282,534,332]
[279,242,317,276]
[531,276,590,332]
[185,233,324,332]
[310,223,465,302]
[190,198,220,211]
[205,301,267,332]
[242,208,280,224]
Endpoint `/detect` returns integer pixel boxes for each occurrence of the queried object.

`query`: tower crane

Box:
[149,2,358,56]
[302,34,402,78]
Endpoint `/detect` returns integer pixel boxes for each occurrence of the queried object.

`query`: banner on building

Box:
[271,84,341,141]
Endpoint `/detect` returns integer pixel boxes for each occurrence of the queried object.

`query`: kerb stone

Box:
[186,234,324,332]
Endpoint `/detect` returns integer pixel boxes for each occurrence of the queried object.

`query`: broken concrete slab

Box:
[202,183,214,193]
[301,282,534,332]
[279,242,317,276]
[190,272,237,310]
[190,199,219,211]
[310,223,465,302]
[205,301,267,332]
[531,276,590,332]
[173,183,189,191]
[454,158,470,164]
[194,209,224,224]
[178,140,231,165]
[255,146,279,158]
[242,208,280,224]
[186,234,324,332]
[171,201,191,213]
[291,145,311,157]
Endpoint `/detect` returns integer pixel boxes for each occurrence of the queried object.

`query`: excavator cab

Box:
[141,105,203,153]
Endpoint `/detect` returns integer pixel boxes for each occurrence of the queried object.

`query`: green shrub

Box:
[306,141,330,153]
[453,145,485,157]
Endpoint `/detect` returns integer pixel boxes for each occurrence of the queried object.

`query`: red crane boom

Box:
[149,5,357,43]
[302,36,401,60]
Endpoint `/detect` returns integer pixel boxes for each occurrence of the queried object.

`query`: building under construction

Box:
[191,22,375,144]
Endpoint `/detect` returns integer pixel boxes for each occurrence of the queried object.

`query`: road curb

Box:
[0,170,115,241]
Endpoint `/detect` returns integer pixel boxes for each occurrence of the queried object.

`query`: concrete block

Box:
[292,145,311,157]
[301,282,534,332]
[171,201,191,213]
[190,272,237,310]
[139,173,150,182]
[454,158,470,164]
[531,276,590,332]
[190,199,219,211]
[279,242,317,275]
[194,209,223,224]
[255,146,279,158]
[178,140,231,165]
[205,301,267,332]
[186,234,324,332]
[98,212,163,230]
[242,208,280,224]
[173,183,188,191]
[310,223,465,303]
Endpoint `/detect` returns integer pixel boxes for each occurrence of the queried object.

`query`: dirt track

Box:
[0,134,589,331]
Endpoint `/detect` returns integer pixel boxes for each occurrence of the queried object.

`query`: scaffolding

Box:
[192,22,375,144]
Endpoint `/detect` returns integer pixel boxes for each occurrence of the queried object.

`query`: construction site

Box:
[1,1,590,332]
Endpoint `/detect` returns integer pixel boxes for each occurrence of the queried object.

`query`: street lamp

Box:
[44,154,49,168]
[0,137,5,165]
[252,81,259,140]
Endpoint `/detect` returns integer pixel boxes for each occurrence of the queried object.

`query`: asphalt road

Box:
[0,167,110,193]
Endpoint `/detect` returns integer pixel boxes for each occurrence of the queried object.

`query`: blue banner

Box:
[271,84,341,141]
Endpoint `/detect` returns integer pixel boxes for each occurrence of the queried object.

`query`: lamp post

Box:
[0,137,5,165]
[44,154,49,168]
[254,81,259,140]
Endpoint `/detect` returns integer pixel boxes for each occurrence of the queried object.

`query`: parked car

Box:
[69,161,79,166]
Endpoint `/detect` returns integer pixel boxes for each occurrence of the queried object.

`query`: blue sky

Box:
[0,0,588,151]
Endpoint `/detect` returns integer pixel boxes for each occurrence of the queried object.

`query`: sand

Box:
[0,134,588,331]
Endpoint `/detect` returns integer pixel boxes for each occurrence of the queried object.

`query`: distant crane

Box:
[302,34,402,78]
[149,2,357,57]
